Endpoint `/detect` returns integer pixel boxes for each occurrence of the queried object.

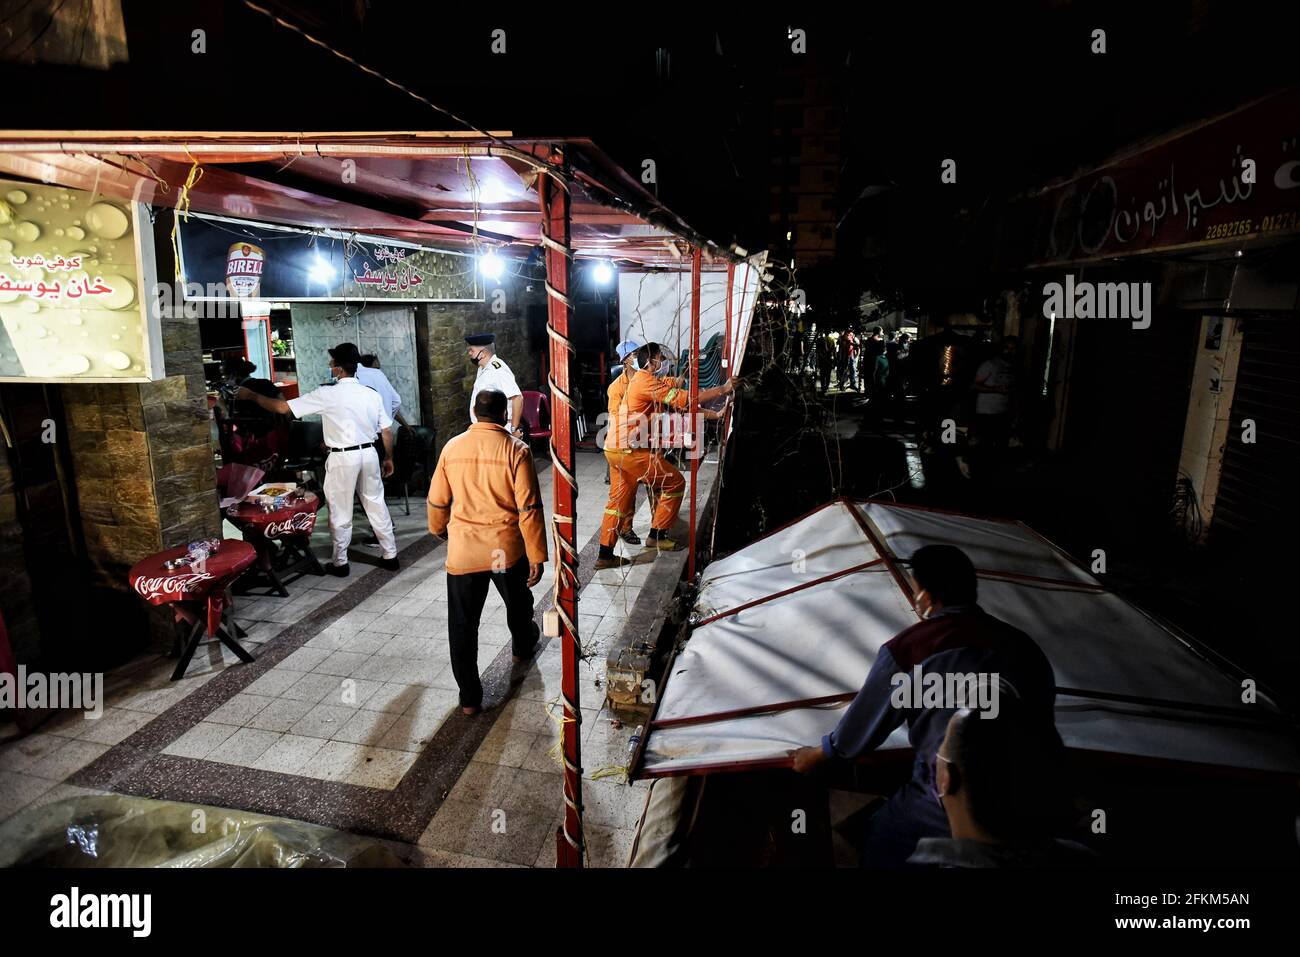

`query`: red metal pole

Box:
[723,262,735,443]
[688,247,701,580]
[539,153,584,868]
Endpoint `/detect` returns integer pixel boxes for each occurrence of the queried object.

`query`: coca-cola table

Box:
[224,491,324,597]
[129,540,257,681]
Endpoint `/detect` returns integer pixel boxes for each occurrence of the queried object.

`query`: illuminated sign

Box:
[177,213,482,302]
[0,177,162,382]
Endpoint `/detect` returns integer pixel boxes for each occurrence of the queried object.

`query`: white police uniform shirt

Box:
[355,365,403,421]
[288,377,392,448]
[287,376,397,563]
[470,354,522,422]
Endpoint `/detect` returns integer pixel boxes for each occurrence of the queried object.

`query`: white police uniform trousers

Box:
[322,446,397,565]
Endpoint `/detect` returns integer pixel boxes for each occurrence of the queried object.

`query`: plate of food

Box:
[247,482,297,506]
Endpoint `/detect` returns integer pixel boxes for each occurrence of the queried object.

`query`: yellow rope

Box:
[169,153,204,283]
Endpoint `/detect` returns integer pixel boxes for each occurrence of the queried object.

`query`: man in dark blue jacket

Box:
[790,544,1062,867]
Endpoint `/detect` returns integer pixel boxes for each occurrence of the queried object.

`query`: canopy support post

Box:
[688,246,702,580]
[539,150,584,869]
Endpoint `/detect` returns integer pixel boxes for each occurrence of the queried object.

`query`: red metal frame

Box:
[723,262,735,444]
[649,690,857,731]
[540,157,584,869]
[693,558,886,627]
[846,502,919,615]
[631,492,1300,782]
[687,246,701,580]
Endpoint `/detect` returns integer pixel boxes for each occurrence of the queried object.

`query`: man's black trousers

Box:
[446,558,540,708]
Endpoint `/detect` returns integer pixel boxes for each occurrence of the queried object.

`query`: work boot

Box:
[646,532,683,552]
[595,544,631,570]
[619,528,642,545]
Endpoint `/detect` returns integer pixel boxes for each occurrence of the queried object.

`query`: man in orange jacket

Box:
[428,389,548,714]
[596,342,735,569]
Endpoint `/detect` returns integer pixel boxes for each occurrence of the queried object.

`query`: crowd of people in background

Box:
[787,315,1024,480]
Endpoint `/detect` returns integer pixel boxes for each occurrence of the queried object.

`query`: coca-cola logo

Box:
[133,571,214,598]
[264,513,314,537]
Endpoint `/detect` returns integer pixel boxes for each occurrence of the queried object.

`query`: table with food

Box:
[222,482,324,597]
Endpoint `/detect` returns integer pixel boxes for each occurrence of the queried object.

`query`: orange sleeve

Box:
[513,445,548,564]
[643,375,689,411]
[607,375,628,415]
[427,447,452,537]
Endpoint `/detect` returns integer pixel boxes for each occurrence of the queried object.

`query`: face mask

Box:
[469,350,481,367]
[933,753,952,806]
[628,357,639,371]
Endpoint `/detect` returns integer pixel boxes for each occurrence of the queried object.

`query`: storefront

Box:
[0,132,746,687]
[984,88,1300,553]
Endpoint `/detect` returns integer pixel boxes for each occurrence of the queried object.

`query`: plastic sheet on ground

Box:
[0,795,415,868]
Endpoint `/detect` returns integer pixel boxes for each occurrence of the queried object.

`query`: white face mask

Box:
[628,356,639,371]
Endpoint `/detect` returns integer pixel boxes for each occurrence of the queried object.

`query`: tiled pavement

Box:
[0,450,718,868]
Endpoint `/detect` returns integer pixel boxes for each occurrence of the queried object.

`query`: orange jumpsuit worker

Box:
[607,338,651,545]
[596,342,735,570]
[428,388,548,715]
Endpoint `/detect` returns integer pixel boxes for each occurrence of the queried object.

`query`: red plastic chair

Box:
[521,390,552,448]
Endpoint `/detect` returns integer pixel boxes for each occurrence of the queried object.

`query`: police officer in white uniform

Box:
[466,333,525,437]
[238,343,400,576]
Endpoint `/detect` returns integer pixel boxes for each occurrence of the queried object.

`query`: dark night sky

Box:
[3,0,1297,278]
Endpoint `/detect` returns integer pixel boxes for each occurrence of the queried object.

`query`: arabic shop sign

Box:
[1034,88,1300,266]
[0,177,164,382]
[177,213,482,302]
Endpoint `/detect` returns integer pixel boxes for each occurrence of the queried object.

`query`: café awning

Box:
[0,131,739,269]
[637,499,1300,778]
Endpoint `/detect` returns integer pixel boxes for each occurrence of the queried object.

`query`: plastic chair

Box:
[521,390,551,453]
[279,418,326,486]
[386,425,437,515]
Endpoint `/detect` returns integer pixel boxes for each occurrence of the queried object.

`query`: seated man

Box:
[908,707,1093,868]
[790,544,1062,867]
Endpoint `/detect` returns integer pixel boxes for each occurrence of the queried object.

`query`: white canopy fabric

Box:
[618,256,764,374]
[639,500,1300,777]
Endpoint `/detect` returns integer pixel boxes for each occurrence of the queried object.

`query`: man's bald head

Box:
[474,388,508,425]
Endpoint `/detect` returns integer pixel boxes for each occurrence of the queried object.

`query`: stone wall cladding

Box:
[421,273,544,454]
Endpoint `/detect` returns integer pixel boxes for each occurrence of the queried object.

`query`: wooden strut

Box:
[539,152,584,868]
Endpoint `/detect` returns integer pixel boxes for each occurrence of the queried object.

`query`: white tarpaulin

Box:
[618,256,763,375]
[639,500,1300,777]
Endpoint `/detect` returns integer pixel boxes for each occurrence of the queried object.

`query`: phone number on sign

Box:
[1205,212,1300,240]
